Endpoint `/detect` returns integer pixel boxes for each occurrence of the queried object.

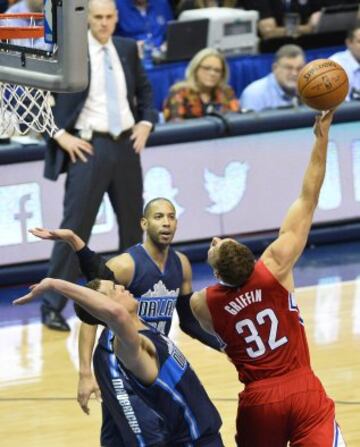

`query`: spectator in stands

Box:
[255,0,323,39]
[176,0,353,39]
[163,48,240,121]
[176,0,253,17]
[330,26,360,101]
[115,0,173,50]
[240,44,305,112]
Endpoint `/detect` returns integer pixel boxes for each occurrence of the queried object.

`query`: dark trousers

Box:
[43,133,143,311]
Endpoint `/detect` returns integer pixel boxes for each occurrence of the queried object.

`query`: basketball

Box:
[297,59,349,110]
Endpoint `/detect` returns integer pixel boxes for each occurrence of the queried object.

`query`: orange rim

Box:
[0,12,44,39]
[0,27,44,39]
[0,13,44,19]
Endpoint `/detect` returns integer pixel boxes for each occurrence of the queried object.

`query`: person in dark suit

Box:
[42,0,158,331]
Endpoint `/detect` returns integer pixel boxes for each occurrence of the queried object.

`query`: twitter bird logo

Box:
[204,161,249,214]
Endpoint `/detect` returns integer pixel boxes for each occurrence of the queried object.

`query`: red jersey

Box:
[206,260,311,384]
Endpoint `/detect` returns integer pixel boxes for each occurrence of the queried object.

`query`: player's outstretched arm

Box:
[29,227,86,251]
[29,227,133,284]
[262,110,335,287]
[14,279,158,385]
[29,227,114,281]
[14,278,123,325]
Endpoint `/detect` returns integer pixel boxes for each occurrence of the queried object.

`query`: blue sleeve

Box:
[176,293,222,351]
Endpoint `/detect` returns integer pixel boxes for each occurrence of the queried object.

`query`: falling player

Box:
[13,278,224,446]
[30,198,220,446]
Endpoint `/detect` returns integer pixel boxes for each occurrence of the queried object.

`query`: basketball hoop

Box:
[0,12,58,137]
[0,13,44,39]
[0,83,57,136]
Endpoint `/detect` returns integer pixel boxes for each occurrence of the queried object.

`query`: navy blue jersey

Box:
[99,244,183,351]
[119,327,223,446]
[127,244,183,334]
[94,244,192,446]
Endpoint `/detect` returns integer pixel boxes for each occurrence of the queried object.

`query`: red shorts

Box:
[235,367,345,447]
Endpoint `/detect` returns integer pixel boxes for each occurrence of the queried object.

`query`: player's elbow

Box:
[300,188,320,210]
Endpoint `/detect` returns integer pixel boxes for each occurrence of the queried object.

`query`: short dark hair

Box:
[213,241,255,287]
[143,197,176,218]
[274,44,305,63]
[85,278,101,292]
[347,25,360,40]
[73,278,106,326]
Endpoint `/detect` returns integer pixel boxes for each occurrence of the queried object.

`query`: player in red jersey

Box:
[190,110,346,447]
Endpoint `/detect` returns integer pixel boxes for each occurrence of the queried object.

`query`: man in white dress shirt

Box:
[330,26,360,101]
[41,0,158,331]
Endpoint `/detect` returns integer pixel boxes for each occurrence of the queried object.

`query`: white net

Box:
[0,82,58,137]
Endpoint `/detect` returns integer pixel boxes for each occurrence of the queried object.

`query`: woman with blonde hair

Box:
[163,48,240,121]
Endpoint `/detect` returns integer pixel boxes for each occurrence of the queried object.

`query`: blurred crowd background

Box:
[1,0,360,123]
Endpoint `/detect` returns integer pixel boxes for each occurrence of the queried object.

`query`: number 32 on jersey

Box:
[235,308,288,359]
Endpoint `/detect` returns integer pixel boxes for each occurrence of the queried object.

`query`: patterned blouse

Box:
[163,84,240,121]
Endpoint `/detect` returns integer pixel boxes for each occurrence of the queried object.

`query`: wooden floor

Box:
[1,279,359,446]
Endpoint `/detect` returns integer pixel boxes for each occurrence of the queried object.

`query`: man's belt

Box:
[73,128,132,141]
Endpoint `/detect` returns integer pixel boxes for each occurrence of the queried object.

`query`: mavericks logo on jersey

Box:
[161,334,187,370]
[138,280,180,334]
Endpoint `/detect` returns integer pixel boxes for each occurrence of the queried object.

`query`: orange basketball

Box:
[297,59,349,110]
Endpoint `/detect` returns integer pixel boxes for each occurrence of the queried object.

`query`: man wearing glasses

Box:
[240,44,305,112]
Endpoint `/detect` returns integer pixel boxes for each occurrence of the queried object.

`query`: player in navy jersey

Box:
[13,278,224,447]
[190,111,346,446]
[30,198,220,447]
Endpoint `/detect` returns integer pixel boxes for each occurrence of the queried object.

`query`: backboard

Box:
[0,0,88,92]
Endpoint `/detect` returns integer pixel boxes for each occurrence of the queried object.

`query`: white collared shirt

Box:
[330,49,360,100]
[75,31,135,132]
